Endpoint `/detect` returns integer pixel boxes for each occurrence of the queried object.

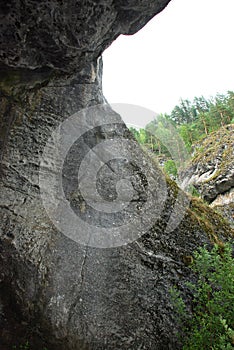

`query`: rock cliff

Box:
[0,1,233,349]
[179,125,234,226]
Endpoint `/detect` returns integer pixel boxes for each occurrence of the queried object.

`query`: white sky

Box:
[103,0,234,119]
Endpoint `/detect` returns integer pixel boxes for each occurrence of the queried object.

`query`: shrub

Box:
[171,243,234,349]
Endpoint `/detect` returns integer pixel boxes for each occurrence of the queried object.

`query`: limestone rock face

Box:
[0,0,171,72]
[0,1,233,350]
[180,125,234,204]
[210,188,234,227]
[179,125,234,227]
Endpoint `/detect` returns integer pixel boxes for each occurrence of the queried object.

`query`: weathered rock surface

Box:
[0,0,171,90]
[179,125,234,227]
[210,188,234,228]
[180,125,234,203]
[0,1,233,350]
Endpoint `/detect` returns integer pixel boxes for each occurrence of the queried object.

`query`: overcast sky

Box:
[103,0,234,120]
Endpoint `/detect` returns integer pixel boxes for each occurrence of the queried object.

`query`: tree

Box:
[193,96,211,136]
[171,99,198,125]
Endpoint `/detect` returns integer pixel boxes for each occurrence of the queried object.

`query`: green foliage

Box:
[12,342,30,350]
[12,342,48,350]
[164,159,177,178]
[128,91,234,161]
[171,243,234,349]
[187,184,200,198]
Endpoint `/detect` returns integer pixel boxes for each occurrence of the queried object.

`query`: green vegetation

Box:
[188,196,233,244]
[12,341,48,350]
[187,185,200,198]
[171,92,234,148]
[171,243,234,349]
[12,342,30,350]
[190,125,234,184]
[164,159,177,177]
[129,90,234,158]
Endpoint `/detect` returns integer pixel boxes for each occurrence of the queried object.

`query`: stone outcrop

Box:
[0,1,233,350]
[179,125,234,226]
[181,125,234,204]
[210,188,234,228]
[0,0,171,81]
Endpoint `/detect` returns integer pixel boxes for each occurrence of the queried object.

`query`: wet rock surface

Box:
[0,1,233,349]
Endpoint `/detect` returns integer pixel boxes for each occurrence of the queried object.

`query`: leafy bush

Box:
[171,243,234,349]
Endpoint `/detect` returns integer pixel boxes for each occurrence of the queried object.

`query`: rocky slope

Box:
[179,125,234,226]
[0,1,233,350]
